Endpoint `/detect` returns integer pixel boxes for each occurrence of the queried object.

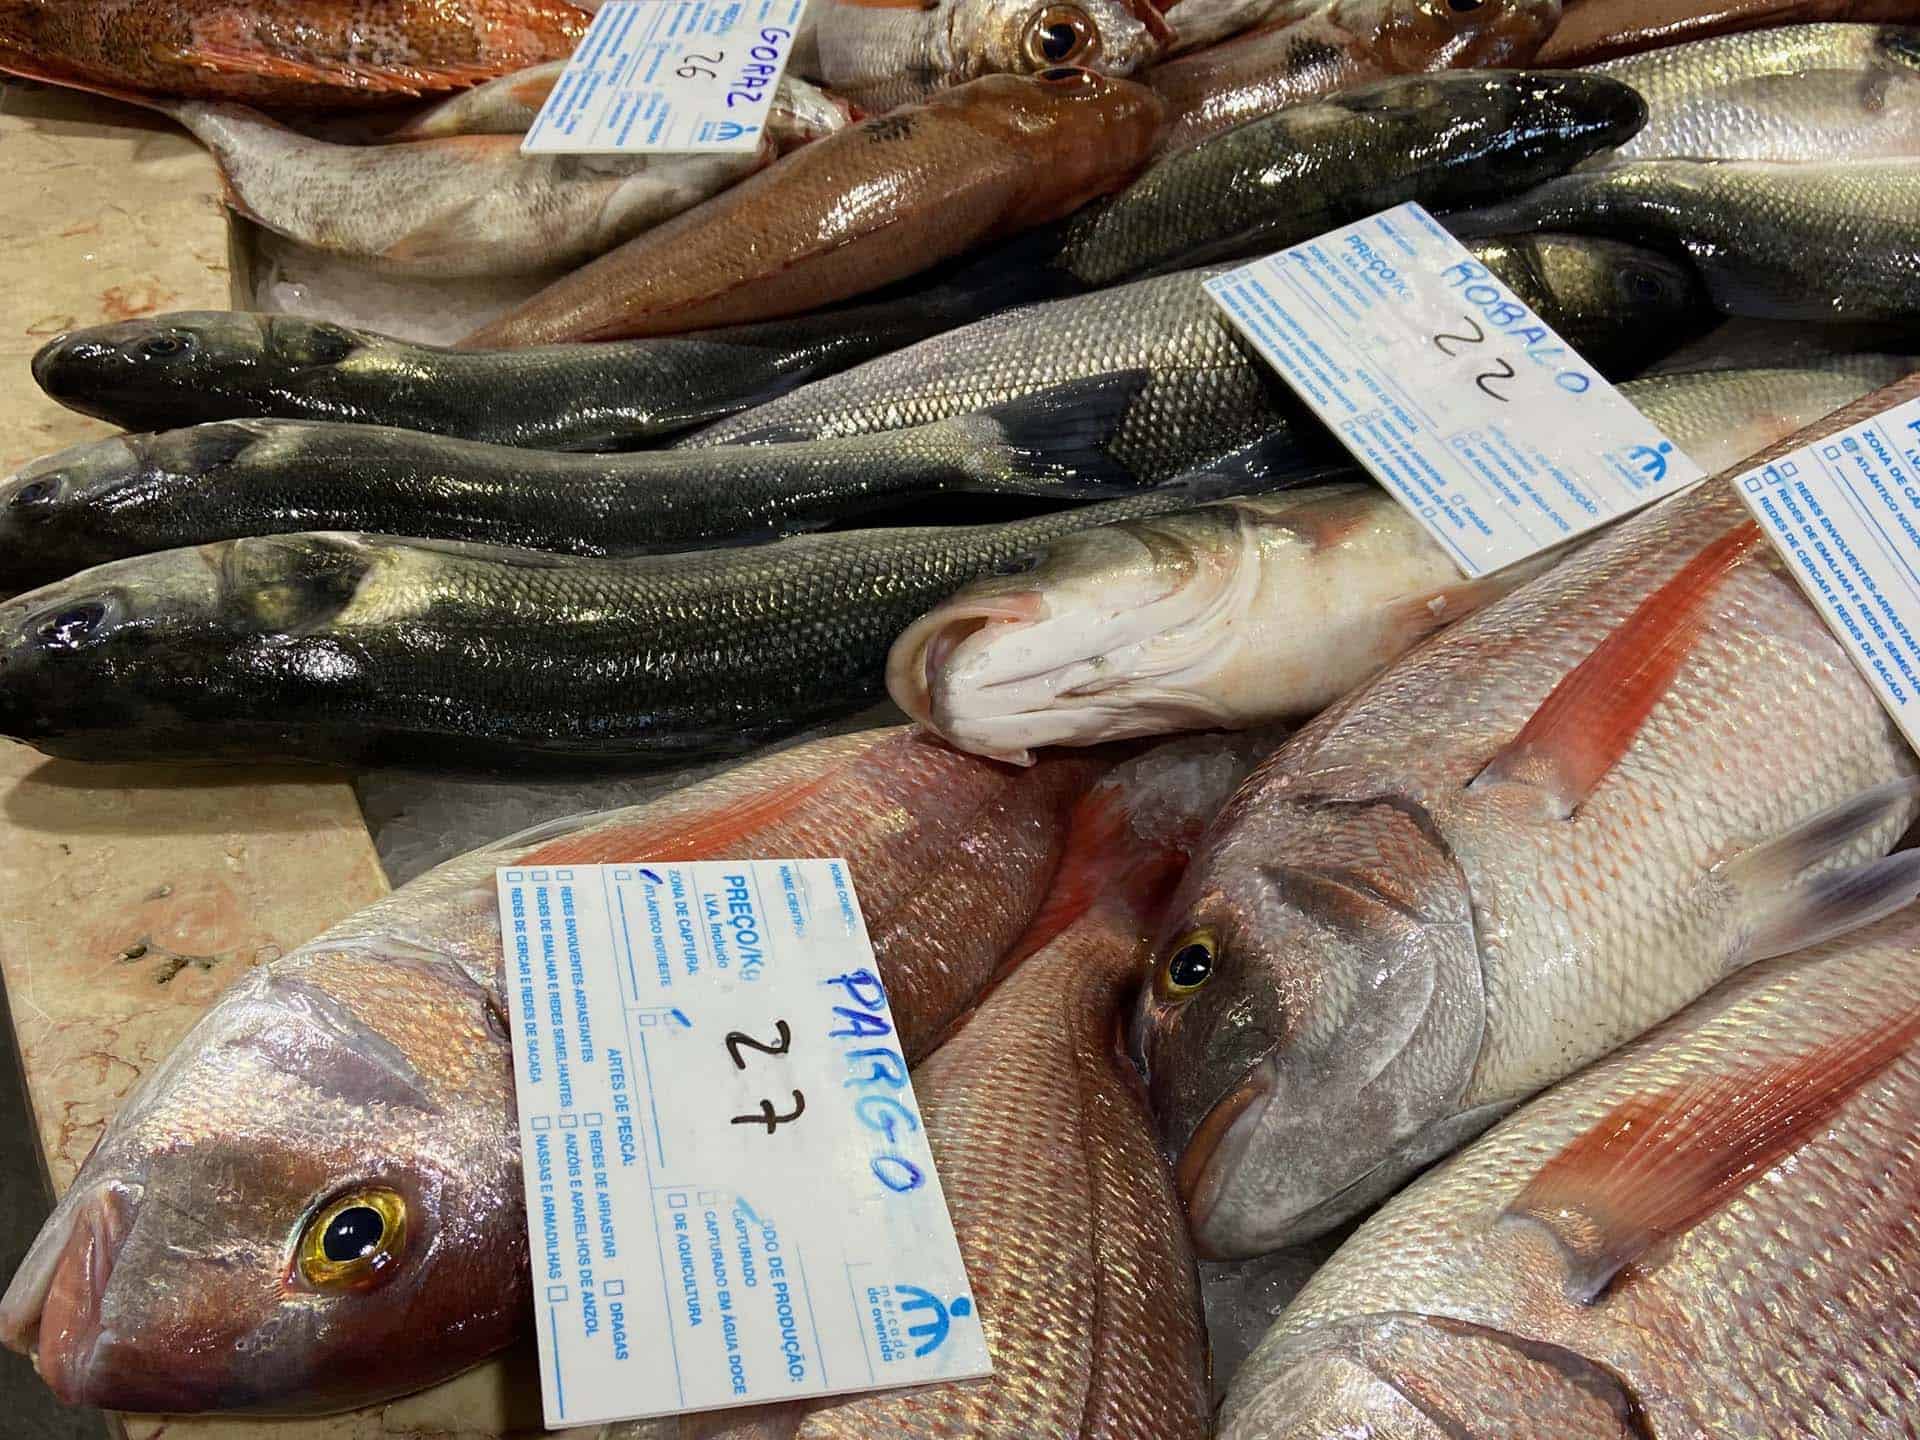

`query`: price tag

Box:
[1737,394,1920,753]
[522,0,807,155]
[496,859,990,1428]
[1205,202,1705,577]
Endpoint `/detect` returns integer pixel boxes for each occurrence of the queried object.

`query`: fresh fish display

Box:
[692,236,1712,478]
[460,70,1163,348]
[809,0,1170,112]
[391,65,855,147]
[1537,0,1920,65]
[0,490,1267,768]
[1452,157,1920,321]
[890,361,1911,761]
[161,101,774,279]
[1220,909,1920,1438]
[0,0,590,107]
[0,726,1116,1411]
[685,735,1265,1440]
[1056,70,1645,284]
[1145,0,1563,154]
[0,381,1149,592]
[1591,23,1920,163]
[1133,375,1920,1258]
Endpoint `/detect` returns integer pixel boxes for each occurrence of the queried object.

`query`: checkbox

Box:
[505,870,525,882]
[531,1116,551,1131]
[614,868,633,881]
[1744,476,1763,493]
[668,1191,689,1209]
[584,1112,604,1127]
[555,868,574,880]
[604,1279,625,1298]
[547,1285,569,1302]
[1824,445,1843,460]
[559,1114,578,1129]
[1419,505,1437,517]
[638,1013,658,1027]
[698,1190,720,1205]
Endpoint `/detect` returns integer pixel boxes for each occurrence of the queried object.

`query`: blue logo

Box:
[1628,440,1674,483]
[896,1285,974,1357]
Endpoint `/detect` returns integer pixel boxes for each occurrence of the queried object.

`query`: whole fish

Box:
[0,726,1116,1412]
[1536,0,1920,65]
[0,490,1263,768]
[459,69,1163,348]
[682,735,1267,1440]
[889,361,1912,761]
[1133,374,1920,1258]
[1591,23,1920,164]
[809,0,1170,112]
[0,0,589,107]
[1145,0,1563,154]
[390,64,856,147]
[24,245,1070,450]
[1055,70,1644,285]
[0,380,1147,593]
[1451,157,1920,322]
[161,100,775,279]
[1221,909,1920,1438]
[691,236,1712,478]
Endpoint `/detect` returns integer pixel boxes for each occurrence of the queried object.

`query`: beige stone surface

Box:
[0,80,565,1440]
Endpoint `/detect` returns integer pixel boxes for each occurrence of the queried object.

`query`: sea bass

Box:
[809,0,1170,112]
[676,735,1268,1440]
[1056,70,1644,285]
[0,490,1259,768]
[1451,157,1920,321]
[460,69,1162,348]
[1145,0,1563,154]
[0,726,1114,1412]
[0,380,1148,593]
[891,360,1913,761]
[0,0,589,107]
[160,100,775,279]
[1537,0,1920,65]
[1133,374,1920,1258]
[691,237,1711,478]
[1221,908,1920,1438]
[1590,23,1920,164]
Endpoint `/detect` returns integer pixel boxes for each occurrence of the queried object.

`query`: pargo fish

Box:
[1222,907,1920,1437]
[810,0,1173,112]
[0,0,590,107]
[0,728,1117,1411]
[1134,376,1920,1258]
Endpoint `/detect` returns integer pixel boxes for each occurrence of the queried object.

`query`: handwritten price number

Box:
[727,1020,806,1133]
[1431,317,1517,404]
[677,50,723,81]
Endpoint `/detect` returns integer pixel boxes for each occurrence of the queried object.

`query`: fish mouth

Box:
[1174,1057,1273,1259]
[885,591,1048,754]
[28,334,73,396]
[2,1183,139,1407]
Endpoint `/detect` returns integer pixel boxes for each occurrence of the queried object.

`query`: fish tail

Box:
[947,370,1153,495]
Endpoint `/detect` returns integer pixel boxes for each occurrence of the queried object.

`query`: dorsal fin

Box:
[1505,1001,1920,1303]
[516,771,837,866]
[1472,520,1765,817]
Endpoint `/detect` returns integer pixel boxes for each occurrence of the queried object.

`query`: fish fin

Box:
[1164,429,1355,501]
[1470,520,1764,817]
[1382,568,1535,655]
[517,771,839,866]
[0,58,170,114]
[1505,1002,1920,1304]
[379,195,500,266]
[950,370,1153,494]
[179,41,502,96]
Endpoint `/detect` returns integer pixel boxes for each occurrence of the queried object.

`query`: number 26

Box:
[677,50,723,80]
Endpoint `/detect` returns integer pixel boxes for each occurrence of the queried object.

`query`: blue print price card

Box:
[1205,202,1706,577]
[1737,394,1920,754]
[495,860,990,1427]
[522,0,807,155]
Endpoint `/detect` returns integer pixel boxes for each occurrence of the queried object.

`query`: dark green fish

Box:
[0,379,1144,594]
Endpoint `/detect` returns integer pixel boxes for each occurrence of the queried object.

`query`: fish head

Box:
[1371,0,1563,69]
[889,504,1257,762]
[956,0,1170,84]
[1330,69,1645,171]
[0,944,524,1413]
[31,313,377,432]
[0,533,380,761]
[1133,792,1485,1257]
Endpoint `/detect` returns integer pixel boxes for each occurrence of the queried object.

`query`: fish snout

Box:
[1171,1054,1275,1258]
[2,1183,137,1405]
[28,334,74,397]
[885,591,1047,739]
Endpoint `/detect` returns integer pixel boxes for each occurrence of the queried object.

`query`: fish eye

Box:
[296,1187,408,1290]
[137,334,194,360]
[1025,6,1098,68]
[1156,929,1217,999]
[1446,0,1485,10]
[34,601,107,650]
[9,476,60,508]
[1624,268,1667,301]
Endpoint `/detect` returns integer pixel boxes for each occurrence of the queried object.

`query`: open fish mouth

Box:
[1,1182,139,1408]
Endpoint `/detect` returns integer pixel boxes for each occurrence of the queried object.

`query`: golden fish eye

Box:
[1157,929,1217,999]
[1025,6,1099,69]
[296,1187,408,1290]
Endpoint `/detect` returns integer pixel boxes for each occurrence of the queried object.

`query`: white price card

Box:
[1737,395,1920,753]
[1205,202,1706,577]
[522,0,807,155]
[495,860,990,1428]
